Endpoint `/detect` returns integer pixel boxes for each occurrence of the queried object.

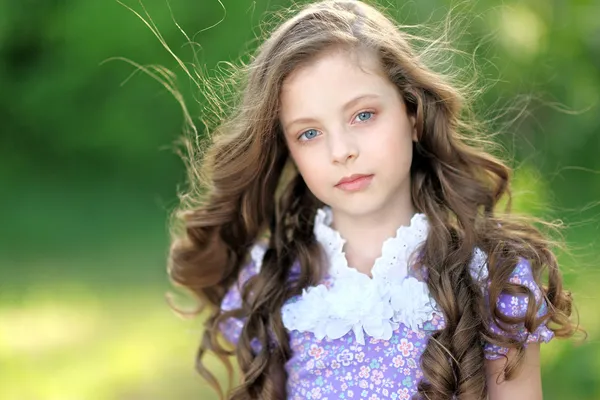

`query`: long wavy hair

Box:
[167,1,577,398]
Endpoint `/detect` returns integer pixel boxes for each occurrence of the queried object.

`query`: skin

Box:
[486,345,543,400]
[279,48,544,399]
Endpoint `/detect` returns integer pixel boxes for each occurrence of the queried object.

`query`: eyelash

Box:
[297,110,376,141]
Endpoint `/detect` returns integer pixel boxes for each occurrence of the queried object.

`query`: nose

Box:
[328,129,358,164]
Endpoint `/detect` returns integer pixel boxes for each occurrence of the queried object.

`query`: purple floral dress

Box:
[220,208,553,399]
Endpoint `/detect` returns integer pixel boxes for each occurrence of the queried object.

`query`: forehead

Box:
[279,49,393,117]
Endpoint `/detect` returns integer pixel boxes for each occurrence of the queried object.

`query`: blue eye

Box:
[299,129,320,141]
[356,111,373,122]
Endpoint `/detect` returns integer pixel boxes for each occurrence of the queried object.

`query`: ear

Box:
[409,114,418,142]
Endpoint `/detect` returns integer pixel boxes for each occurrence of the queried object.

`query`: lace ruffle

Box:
[468,246,489,283]
[250,243,266,271]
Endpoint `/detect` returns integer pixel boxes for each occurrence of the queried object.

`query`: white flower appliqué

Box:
[282,271,398,345]
[281,207,438,345]
[390,276,437,332]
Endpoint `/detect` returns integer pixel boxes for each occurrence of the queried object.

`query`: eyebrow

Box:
[283,93,381,133]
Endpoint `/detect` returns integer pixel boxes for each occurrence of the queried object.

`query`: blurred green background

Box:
[1,0,599,399]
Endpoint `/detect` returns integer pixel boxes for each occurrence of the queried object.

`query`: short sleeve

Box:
[218,244,265,349]
[481,257,554,360]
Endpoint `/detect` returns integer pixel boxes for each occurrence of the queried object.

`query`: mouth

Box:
[335,174,374,191]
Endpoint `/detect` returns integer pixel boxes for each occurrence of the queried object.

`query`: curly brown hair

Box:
[167,1,577,398]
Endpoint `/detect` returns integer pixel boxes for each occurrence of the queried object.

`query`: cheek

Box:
[288,148,328,188]
[367,109,414,152]
[369,127,413,159]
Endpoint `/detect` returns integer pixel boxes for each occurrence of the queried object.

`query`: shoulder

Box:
[246,241,267,275]
[238,241,268,281]
[466,249,549,326]
[468,246,490,283]
[467,248,539,298]
[218,241,268,347]
[492,256,546,320]
[220,242,266,312]
[471,250,554,359]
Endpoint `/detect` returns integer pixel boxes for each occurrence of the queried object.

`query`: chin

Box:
[328,196,384,217]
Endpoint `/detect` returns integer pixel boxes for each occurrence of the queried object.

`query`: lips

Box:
[335,174,374,192]
[336,174,372,186]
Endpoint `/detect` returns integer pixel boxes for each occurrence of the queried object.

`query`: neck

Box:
[330,201,418,276]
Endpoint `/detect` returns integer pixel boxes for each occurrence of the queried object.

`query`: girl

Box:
[168,1,576,399]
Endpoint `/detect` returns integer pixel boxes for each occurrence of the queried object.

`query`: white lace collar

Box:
[312,206,429,281]
[280,206,438,345]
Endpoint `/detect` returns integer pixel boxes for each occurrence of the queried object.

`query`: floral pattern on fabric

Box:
[285,317,444,400]
[218,252,261,352]
[482,257,554,360]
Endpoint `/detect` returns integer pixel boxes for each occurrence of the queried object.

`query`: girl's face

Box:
[279,49,417,219]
